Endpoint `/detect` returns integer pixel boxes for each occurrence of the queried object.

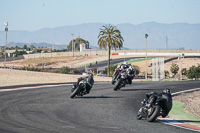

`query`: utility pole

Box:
[71,34,74,57]
[4,22,8,68]
[145,33,148,81]
[165,36,168,49]
[178,53,184,81]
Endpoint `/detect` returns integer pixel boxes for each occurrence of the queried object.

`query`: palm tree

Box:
[98,24,124,76]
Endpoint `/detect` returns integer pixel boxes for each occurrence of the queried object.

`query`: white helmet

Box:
[129,66,134,69]
[123,61,128,65]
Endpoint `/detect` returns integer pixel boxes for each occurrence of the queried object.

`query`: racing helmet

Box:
[123,61,128,65]
[129,66,134,70]
[162,88,171,94]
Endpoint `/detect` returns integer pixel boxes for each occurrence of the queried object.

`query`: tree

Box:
[30,45,35,51]
[182,68,187,75]
[98,24,124,76]
[164,70,169,78]
[13,50,27,57]
[67,38,89,51]
[23,45,28,49]
[170,63,179,77]
[60,66,70,74]
[186,65,200,80]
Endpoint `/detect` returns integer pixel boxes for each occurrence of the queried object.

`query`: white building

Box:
[80,43,92,52]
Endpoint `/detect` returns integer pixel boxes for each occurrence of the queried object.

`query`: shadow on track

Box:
[120,88,155,92]
[75,96,122,99]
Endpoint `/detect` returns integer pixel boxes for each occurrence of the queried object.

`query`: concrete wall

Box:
[1,49,200,62]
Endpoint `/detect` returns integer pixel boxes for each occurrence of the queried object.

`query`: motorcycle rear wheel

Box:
[70,86,81,98]
[147,105,160,122]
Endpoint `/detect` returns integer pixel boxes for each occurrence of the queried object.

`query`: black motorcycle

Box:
[70,74,94,98]
[113,70,128,91]
[113,68,134,91]
[137,93,170,122]
[70,80,87,98]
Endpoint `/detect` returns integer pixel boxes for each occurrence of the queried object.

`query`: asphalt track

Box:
[78,57,141,69]
[0,81,200,133]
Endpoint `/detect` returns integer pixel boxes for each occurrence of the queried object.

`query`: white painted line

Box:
[0,82,107,93]
[172,88,200,96]
[0,84,73,92]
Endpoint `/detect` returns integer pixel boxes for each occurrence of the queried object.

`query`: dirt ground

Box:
[0,68,111,87]
[173,91,200,118]
[1,55,200,76]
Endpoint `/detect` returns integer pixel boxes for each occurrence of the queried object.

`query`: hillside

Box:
[0,22,200,50]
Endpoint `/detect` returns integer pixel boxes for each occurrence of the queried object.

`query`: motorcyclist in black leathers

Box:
[145,88,172,117]
[71,73,94,95]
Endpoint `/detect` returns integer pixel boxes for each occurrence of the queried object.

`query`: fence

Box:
[152,58,165,81]
[1,49,200,62]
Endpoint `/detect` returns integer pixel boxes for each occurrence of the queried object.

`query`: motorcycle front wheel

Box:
[147,105,160,122]
[70,86,81,98]
[113,78,122,91]
[137,110,143,120]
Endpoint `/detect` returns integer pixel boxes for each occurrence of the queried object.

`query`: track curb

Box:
[158,88,200,132]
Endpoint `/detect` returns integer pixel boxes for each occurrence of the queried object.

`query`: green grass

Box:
[169,101,200,127]
[116,57,173,65]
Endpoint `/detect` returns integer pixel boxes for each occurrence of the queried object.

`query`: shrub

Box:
[164,70,169,78]
[170,63,179,77]
[133,65,140,75]
[21,66,41,72]
[60,66,70,74]
[186,65,200,80]
[101,64,118,77]
[182,68,187,75]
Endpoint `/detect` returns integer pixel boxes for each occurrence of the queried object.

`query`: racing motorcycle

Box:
[70,74,94,98]
[70,80,87,98]
[113,70,129,91]
[137,93,169,122]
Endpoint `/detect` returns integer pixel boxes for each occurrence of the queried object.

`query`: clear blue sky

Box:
[0,0,200,31]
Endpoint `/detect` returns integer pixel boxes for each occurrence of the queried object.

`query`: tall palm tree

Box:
[98,24,124,76]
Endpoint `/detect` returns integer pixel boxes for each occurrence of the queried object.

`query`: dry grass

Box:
[0,68,111,87]
[173,91,200,118]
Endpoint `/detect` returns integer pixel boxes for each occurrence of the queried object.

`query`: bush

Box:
[133,65,140,75]
[186,65,200,80]
[21,66,41,72]
[170,63,179,77]
[182,68,187,75]
[60,66,70,74]
[101,64,118,76]
[164,70,169,78]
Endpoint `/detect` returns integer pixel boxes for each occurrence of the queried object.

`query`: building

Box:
[80,43,92,52]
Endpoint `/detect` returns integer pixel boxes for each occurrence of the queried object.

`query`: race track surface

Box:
[0,81,199,133]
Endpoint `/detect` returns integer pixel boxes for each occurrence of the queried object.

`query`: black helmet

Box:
[162,88,171,94]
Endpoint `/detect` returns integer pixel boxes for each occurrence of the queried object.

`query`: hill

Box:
[0,22,200,50]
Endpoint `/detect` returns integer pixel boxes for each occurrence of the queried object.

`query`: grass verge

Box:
[169,101,200,127]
